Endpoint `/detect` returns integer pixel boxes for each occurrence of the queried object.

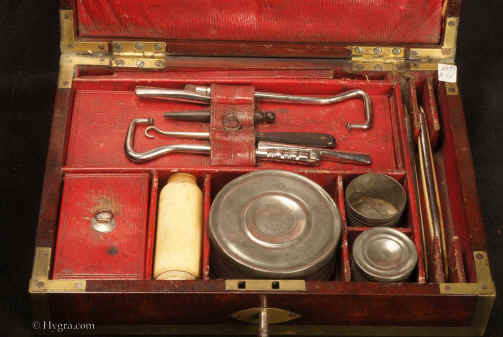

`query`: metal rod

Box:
[404,105,428,281]
[145,126,209,140]
[145,125,336,148]
[125,118,211,163]
[417,108,448,281]
[136,85,373,130]
[258,295,268,337]
[126,119,320,165]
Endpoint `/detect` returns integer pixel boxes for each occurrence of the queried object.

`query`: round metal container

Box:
[209,170,342,280]
[345,173,407,227]
[351,227,418,282]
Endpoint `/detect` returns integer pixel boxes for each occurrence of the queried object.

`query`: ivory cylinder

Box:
[153,173,203,280]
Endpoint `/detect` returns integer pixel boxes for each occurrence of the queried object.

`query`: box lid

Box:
[64,0,459,59]
[57,0,459,84]
[73,0,445,45]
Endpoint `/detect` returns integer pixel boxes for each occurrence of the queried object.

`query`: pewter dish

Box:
[209,170,342,279]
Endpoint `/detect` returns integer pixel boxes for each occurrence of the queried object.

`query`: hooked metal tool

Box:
[135,85,373,130]
[125,118,371,165]
[144,125,336,148]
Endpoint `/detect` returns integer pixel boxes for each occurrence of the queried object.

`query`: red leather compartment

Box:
[52,173,150,280]
[75,0,443,45]
[66,76,399,171]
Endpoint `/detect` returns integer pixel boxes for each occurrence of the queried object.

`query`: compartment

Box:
[347,227,420,283]
[65,76,401,171]
[208,170,341,281]
[152,170,212,280]
[52,172,151,280]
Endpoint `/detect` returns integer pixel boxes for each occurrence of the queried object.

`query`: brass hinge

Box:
[58,9,166,88]
[352,17,458,72]
[111,41,166,69]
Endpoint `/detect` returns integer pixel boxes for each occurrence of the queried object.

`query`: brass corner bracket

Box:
[29,247,86,293]
[440,251,496,336]
[58,9,166,88]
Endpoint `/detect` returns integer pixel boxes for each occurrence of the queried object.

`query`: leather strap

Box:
[210,84,256,166]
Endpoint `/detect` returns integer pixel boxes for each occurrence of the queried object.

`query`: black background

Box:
[1,1,502,336]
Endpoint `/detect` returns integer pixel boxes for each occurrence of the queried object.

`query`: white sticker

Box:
[438,63,457,83]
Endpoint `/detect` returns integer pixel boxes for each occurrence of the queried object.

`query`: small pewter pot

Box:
[345,173,407,227]
[351,227,418,282]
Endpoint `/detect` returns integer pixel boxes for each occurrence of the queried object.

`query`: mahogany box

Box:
[30,0,496,335]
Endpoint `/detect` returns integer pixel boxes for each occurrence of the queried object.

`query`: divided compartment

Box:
[53,71,477,285]
[205,169,425,283]
[341,172,425,283]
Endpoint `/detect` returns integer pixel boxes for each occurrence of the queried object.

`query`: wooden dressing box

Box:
[30,0,496,335]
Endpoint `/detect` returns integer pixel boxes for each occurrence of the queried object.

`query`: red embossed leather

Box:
[76,0,443,45]
[210,85,256,166]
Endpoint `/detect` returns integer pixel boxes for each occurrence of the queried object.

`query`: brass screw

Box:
[354,47,363,55]
[115,59,125,66]
[476,253,484,260]
[154,43,163,51]
[64,14,71,19]
[411,50,419,57]
[98,45,105,50]
[448,20,456,27]
[442,48,452,55]
[135,42,144,50]
[373,47,383,56]
[136,60,145,68]
[155,60,163,67]
[37,281,45,288]
[392,48,401,55]
[112,42,121,52]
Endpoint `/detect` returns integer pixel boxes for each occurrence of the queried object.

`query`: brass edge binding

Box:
[29,247,86,293]
[440,251,496,336]
[445,82,460,95]
[58,9,166,88]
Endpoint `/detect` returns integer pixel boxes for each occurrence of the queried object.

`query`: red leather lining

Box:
[75,0,443,44]
[209,85,256,166]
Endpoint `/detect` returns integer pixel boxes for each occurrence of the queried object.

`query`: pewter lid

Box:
[352,227,418,282]
[209,170,342,279]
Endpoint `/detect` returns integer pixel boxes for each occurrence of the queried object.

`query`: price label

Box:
[438,64,457,83]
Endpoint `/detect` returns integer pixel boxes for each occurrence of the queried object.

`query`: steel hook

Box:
[136,85,373,130]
